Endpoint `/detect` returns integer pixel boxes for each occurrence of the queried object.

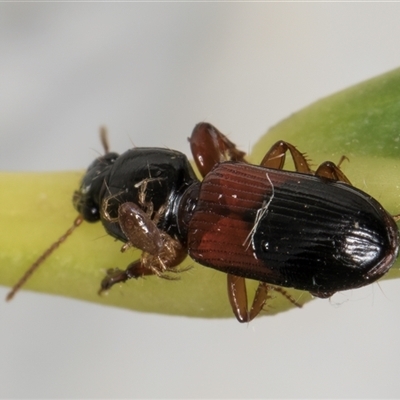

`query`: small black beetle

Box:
[7,123,400,322]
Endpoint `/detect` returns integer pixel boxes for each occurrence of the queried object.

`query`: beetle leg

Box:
[315,161,351,184]
[227,274,250,322]
[99,239,187,294]
[227,274,272,322]
[101,190,125,223]
[116,202,165,254]
[98,261,155,293]
[99,201,187,294]
[189,122,246,177]
[117,202,185,267]
[260,140,312,173]
[248,282,272,321]
[228,274,303,322]
[135,176,167,216]
[272,286,303,308]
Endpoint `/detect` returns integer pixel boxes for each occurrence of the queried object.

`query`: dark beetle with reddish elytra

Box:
[7,123,400,322]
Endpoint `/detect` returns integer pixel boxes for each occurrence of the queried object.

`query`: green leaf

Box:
[1,67,400,319]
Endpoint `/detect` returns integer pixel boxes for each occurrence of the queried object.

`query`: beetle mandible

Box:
[7,123,400,322]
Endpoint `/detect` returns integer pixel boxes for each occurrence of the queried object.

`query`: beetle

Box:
[7,123,400,322]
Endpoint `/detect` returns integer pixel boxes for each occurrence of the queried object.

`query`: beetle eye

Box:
[73,190,100,222]
[82,203,100,222]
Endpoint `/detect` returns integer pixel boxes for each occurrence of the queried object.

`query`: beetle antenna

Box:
[6,215,84,301]
[99,126,110,154]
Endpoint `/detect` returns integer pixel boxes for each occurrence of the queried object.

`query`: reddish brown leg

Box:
[227,274,249,322]
[260,140,312,173]
[315,157,400,228]
[117,202,165,254]
[315,161,351,184]
[189,122,246,177]
[228,274,301,322]
[99,261,155,294]
[228,274,268,323]
[99,200,186,294]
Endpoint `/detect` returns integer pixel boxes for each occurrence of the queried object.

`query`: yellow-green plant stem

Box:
[1,171,305,317]
[1,67,400,318]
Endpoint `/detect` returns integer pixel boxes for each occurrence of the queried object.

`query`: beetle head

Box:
[73,152,119,222]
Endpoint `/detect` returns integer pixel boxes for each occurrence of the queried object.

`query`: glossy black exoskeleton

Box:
[73,148,198,243]
[7,123,400,323]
